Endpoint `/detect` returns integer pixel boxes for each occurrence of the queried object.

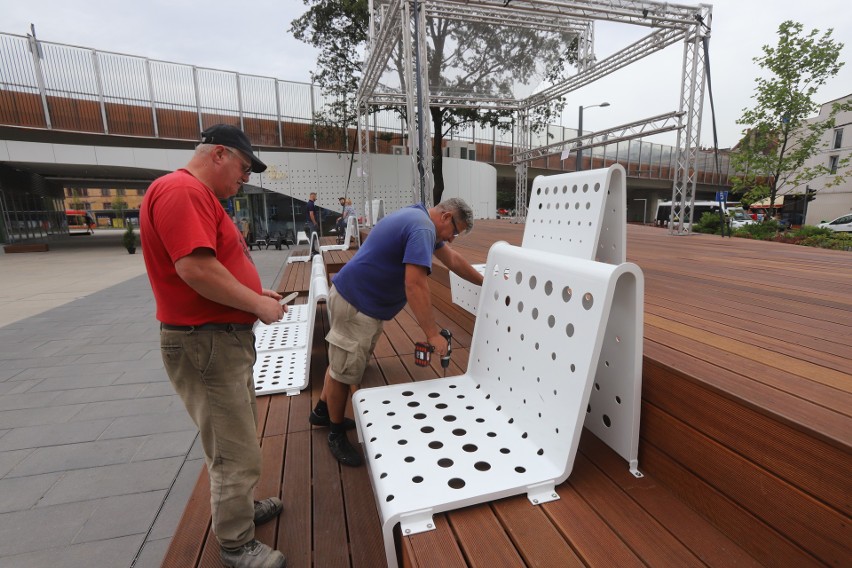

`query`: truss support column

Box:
[514,109,530,223]
[670,7,710,235]
[357,102,373,225]
[577,21,595,73]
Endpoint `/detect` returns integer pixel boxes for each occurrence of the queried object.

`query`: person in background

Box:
[305,192,318,237]
[334,196,346,235]
[309,198,484,466]
[140,124,286,568]
[240,217,251,242]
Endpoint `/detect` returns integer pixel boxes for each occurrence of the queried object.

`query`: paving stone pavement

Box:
[0,231,291,568]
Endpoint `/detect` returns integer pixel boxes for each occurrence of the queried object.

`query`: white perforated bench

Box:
[450,164,642,475]
[320,216,361,252]
[253,254,329,396]
[353,241,644,568]
[450,164,627,316]
[287,231,320,264]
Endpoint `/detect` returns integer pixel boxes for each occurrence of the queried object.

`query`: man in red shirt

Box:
[140,124,286,568]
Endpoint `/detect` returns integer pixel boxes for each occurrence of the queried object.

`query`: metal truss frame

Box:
[356,0,711,231]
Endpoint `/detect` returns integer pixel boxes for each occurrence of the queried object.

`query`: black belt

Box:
[160,323,254,332]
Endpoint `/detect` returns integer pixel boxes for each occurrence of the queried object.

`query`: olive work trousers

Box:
[160,327,261,549]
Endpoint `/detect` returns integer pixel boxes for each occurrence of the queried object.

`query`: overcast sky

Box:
[2,0,850,148]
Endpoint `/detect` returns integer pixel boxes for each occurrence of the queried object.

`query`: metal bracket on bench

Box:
[526,481,560,506]
[399,509,437,536]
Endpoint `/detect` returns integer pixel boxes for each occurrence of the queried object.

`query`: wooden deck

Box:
[162,221,851,568]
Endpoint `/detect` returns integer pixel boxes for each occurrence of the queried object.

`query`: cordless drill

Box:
[414,328,453,373]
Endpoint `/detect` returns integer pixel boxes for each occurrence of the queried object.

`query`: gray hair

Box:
[436,198,474,234]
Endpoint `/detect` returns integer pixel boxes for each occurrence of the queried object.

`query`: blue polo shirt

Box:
[332,203,443,320]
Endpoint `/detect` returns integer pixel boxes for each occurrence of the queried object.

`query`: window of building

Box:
[116,188,126,197]
[828,155,839,175]
[832,128,843,150]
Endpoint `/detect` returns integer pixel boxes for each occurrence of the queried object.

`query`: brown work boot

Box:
[219,540,286,568]
[253,497,282,526]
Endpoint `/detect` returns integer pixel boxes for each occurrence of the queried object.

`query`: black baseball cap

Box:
[200,124,267,173]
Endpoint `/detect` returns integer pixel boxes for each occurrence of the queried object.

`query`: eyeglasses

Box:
[450,215,460,237]
[224,147,252,176]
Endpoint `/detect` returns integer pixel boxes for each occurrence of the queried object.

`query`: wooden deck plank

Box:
[446,505,526,568]
[567,452,706,567]
[161,467,210,568]
[311,426,352,568]
[490,495,584,567]
[643,359,851,517]
[256,434,286,544]
[404,515,468,568]
[579,434,762,568]
[278,430,312,568]
[643,404,848,566]
[543,477,645,567]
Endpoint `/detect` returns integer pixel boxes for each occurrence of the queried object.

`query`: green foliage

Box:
[800,231,852,251]
[732,219,781,240]
[122,224,137,249]
[692,211,725,234]
[794,224,833,238]
[289,0,577,203]
[730,222,851,251]
[731,21,849,207]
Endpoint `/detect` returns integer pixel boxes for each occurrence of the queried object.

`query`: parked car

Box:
[497,208,510,217]
[818,213,852,232]
[728,208,756,229]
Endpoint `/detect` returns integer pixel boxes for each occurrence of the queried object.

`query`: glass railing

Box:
[0,31,732,184]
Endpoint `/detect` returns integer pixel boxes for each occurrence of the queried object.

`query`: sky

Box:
[2,0,850,149]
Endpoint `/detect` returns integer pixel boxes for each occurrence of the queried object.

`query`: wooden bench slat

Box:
[544,478,644,567]
[579,433,762,568]
[403,514,467,568]
[279,430,313,568]
[446,505,526,568]
[644,360,851,517]
[491,495,585,567]
[643,404,849,565]
[161,467,211,568]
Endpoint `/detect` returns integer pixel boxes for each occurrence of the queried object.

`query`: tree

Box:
[731,21,850,211]
[291,0,575,204]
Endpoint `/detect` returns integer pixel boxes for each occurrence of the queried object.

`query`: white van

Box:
[654,200,742,228]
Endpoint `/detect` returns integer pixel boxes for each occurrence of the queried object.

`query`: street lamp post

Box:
[577,102,610,171]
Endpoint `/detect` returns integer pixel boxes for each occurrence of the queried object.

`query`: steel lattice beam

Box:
[359,0,711,230]
[516,111,684,163]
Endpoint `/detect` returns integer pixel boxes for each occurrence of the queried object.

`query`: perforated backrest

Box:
[467,241,617,472]
[522,164,626,264]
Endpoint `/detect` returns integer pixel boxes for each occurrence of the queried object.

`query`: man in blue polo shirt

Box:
[309,198,484,465]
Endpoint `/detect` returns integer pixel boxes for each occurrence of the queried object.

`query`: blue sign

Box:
[715,191,728,203]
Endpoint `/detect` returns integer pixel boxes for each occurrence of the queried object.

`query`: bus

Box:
[654,200,741,228]
[66,210,96,234]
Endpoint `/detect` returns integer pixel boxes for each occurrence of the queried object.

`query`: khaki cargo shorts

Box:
[325,286,384,385]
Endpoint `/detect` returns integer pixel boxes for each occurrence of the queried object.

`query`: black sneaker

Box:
[253,497,282,526]
[309,411,356,430]
[220,539,285,568]
[328,433,363,467]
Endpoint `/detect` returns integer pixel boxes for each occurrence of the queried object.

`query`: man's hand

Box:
[427,332,449,357]
[255,294,285,324]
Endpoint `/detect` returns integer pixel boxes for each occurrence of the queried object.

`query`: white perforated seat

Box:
[253,255,329,396]
[450,164,627,316]
[354,241,644,568]
[320,216,360,252]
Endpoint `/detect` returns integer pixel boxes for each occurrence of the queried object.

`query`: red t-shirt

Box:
[140,169,261,325]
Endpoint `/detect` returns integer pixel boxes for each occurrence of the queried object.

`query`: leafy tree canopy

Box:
[290,0,576,202]
[731,21,849,208]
